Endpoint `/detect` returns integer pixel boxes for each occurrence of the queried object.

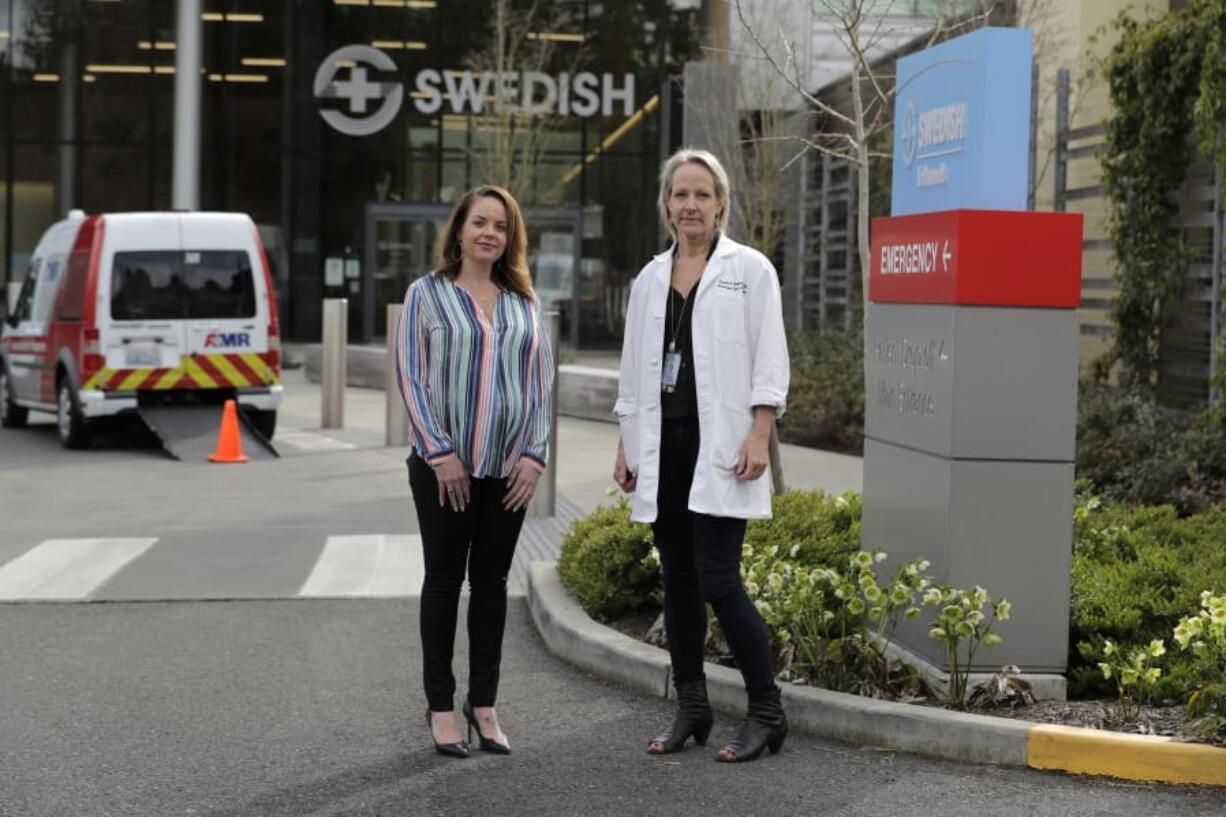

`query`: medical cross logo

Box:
[901,100,919,168]
[314,45,403,137]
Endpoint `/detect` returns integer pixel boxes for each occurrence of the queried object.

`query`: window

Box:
[31,255,66,324]
[110,251,256,320]
[9,260,40,324]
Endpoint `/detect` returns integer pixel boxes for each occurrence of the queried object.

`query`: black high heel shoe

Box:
[715,688,788,763]
[647,679,714,754]
[426,709,469,758]
[463,699,511,755]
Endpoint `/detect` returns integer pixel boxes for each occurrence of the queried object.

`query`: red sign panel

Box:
[869,209,1083,307]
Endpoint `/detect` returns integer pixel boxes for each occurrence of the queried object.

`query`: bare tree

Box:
[733,0,991,318]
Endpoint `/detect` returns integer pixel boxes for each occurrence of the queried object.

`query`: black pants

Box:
[652,418,778,702]
[408,454,526,712]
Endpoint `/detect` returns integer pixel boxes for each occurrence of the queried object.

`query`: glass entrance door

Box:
[362,203,582,346]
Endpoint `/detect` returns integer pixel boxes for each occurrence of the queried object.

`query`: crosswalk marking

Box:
[297,535,424,597]
[276,430,359,452]
[0,538,158,601]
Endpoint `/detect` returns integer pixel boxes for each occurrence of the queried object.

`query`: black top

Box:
[661,285,699,418]
[661,234,719,419]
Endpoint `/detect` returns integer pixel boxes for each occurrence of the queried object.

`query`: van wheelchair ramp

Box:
[138,405,278,462]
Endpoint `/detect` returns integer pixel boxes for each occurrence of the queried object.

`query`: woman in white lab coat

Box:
[614,148,790,762]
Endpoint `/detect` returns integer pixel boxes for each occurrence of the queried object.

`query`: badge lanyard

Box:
[662,288,691,392]
[662,232,718,393]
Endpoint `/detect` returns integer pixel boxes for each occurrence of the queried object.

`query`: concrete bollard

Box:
[385,303,410,447]
[321,298,347,429]
[527,310,561,518]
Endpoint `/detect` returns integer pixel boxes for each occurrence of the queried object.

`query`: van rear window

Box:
[110,250,256,320]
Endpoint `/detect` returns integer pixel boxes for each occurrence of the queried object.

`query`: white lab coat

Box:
[615,233,790,523]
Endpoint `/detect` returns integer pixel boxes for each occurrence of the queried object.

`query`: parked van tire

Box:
[0,367,28,428]
[248,409,277,441]
[56,379,93,449]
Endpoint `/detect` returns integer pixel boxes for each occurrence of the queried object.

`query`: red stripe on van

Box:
[227,354,262,385]
[138,369,169,390]
[192,355,228,387]
[81,216,105,330]
[106,370,129,390]
[250,219,280,360]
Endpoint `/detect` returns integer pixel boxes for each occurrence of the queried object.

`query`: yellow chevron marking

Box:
[183,357,217,389]
[82,369,111,390]
[155,364,186,390]
[118,369,151,391]
[239,352,276,384]
[206,354,250,388]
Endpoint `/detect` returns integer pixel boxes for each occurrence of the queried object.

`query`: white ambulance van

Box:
[0,211,282,448]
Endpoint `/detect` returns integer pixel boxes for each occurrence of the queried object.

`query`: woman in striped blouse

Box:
[395,185,554,759]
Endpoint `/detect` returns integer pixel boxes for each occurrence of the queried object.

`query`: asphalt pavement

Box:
[4,600,1224,817]
[1,369,1223,814]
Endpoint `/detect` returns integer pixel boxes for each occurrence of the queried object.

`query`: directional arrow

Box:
[942,239,952,272]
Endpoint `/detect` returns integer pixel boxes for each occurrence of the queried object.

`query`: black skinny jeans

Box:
[652,418,779,702]
[408,454,526,712]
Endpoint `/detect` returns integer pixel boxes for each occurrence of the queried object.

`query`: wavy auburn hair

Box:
[434,185,534,301]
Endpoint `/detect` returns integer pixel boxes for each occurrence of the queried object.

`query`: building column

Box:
[173,0,202,210]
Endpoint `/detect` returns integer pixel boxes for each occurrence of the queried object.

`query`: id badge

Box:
[661,351,682,392]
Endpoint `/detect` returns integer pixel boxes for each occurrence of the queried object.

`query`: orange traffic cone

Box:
[208,399,250,463]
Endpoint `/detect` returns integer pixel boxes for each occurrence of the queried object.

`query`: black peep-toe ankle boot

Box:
[715,688,787,763]
[646,679,715,754]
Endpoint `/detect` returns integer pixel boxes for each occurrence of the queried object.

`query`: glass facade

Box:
[0,0,703,347]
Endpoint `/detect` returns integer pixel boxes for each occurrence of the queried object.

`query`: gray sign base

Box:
[861,437,1073,673]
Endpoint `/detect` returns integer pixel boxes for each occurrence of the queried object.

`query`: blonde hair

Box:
[657,148,732,243]
[435,185,534,301]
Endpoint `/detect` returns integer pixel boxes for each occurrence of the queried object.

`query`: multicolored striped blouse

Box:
[395,272,554,478]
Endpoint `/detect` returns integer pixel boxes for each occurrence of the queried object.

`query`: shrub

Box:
[556,496,659,622]
[744,489,861,567]
[923,585,1010,707]
[1175,591,1226,739]
[778,327,865,455]
[1075,382,1226,515]
[1096,638,1166,721]
[1069,494,1226,698]
[741,538,933,699]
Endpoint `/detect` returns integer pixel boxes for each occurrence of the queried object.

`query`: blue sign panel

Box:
[891,27,1032,216]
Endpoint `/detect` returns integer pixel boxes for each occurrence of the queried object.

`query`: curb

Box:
[526,561,1226,786]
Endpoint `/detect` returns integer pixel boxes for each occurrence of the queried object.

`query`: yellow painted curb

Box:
[1028,724,1226,786]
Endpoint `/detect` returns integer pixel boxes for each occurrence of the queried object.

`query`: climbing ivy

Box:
[1098,1,1226,393]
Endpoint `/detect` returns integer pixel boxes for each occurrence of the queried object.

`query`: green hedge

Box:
[557,490,862,624]
[1076,383,1226,516]
[778,327,864,455]
[1070,493,1226,699]
[556,496,658,622]
[743,489,861,567]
